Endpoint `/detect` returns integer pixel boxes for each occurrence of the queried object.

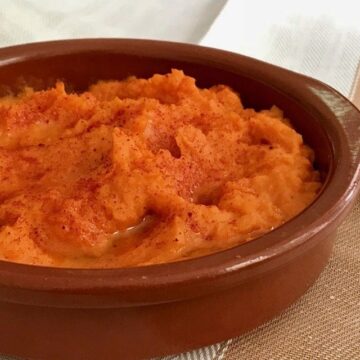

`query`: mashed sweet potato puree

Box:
[0,69,321,268]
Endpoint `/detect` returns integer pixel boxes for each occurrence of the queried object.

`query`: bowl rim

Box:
[0,38,359,302]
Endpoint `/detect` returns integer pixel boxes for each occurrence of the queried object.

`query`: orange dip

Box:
[0,70,321,268]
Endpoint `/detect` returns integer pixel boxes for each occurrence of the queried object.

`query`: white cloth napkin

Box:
[201,0,360,97]
[0,0,225,46]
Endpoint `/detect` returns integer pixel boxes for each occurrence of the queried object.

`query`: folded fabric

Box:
[0,0,225,47]
[202,0,360,97]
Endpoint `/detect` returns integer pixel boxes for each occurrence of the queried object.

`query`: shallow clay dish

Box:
[0,39,359,360]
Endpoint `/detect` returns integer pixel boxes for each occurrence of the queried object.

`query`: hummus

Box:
[0,70,321,268]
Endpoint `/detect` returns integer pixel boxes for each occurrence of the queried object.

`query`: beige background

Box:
[350,63,360,110]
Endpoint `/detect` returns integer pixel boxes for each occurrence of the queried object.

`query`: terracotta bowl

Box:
[0,39,359,360]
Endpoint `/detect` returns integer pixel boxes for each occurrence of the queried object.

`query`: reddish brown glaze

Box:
[0,39,359,360]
